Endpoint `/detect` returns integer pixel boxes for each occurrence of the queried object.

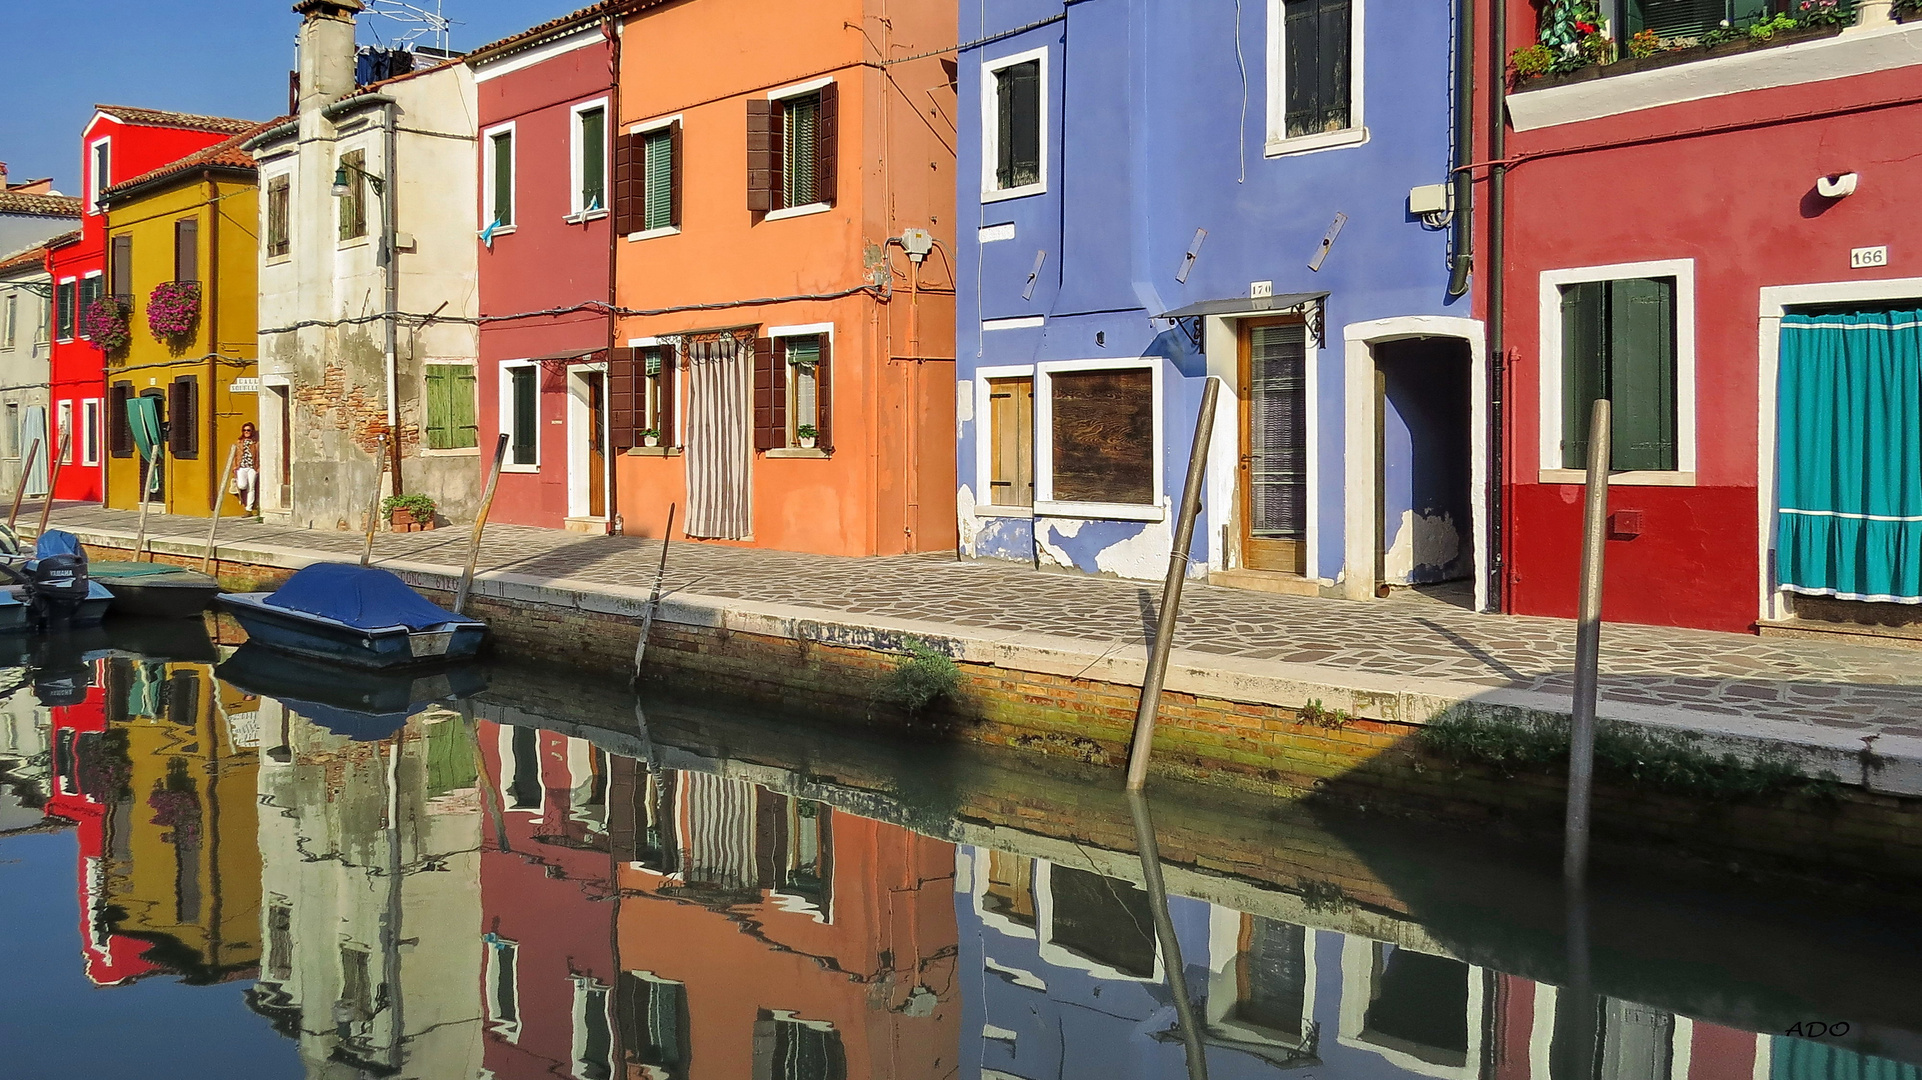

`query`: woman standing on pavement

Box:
[234,422,260,514]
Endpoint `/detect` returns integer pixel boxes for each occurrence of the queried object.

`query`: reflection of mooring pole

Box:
[1127,790,1209,1080]
[1125,377,1221,791]
[1566,398,1610,883]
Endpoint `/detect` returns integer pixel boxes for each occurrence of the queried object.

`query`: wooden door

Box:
[1238,319,1307,574]
[587,372,607,518]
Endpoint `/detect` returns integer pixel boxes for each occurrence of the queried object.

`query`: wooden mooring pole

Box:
[201,442,241,573]
[35,430,71,543]
[361,433,390,568]
[7,437,42,532]
[1125,377,1221,791]
[1565,398,1611,883]
[455,434,510,615]
[631,503,677,684]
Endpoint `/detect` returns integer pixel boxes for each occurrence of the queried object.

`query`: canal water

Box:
[2,620,1920,1079]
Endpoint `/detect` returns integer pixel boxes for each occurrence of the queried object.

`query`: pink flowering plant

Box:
[80,295,133,353]
[147,280,201,341]
[1796,0,1855,26]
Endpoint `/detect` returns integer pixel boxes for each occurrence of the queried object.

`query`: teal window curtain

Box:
[1776,309,1922,604]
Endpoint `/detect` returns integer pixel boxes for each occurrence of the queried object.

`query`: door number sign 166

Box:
[1851,246,1889,269]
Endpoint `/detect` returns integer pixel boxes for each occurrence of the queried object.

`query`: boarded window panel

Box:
[1050,369,1154,505]
[579,107,607,211]
[1609,277,1677,473]
[996,60,1042,190]
[987,377,1034,507]
[1248,325,1307,540]
[643,130,674,231]
[510,366,537,465]
[1560,281,1609,470]
[175,218,198,282]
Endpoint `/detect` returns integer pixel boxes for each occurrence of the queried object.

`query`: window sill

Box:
[566,209,609,224]
[265,255,292,267]
[763,447,830,458]
[421,446,482,457]
[764,202,832,223]
[625,445,682,457]
[1537,469,1697,487]
[501,463,539,474]
[337,236,373,250]
[481,225,517,239]
[981,182,1046,204]
[1035,500,1166,523]
[974,504,1033,519]
[626,225,681,243]
[1264,126,1369,158]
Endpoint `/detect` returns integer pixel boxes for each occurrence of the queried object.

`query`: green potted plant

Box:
[381,493,437,532]
[796,424,818,450]
[641,427,661,448]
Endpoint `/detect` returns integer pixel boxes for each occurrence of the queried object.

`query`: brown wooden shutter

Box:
[752,336,784,449]
[168,376,199,459]
[815,82,839,208]
[814,335,833,450]
[110,235,132,299]
[747,99,778,213]
[668,120,684,228]
[613,132,645,236]
[659,345,678,445]
[175,218,199,282]
[109,382,134,458]
[608,347,639,450]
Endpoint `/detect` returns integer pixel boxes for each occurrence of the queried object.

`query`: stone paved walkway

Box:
[32,502,1922,736]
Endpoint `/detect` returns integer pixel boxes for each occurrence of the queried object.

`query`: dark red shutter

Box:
[608,347,639,450]
[613,132,645,235]
[109,382,133,458]
[168,376,199,459]
[659,345,678,446]
[814,335,832,450]
[815,82,839,208]
[668,120,684,228]
[752,336,784,449]
[746,99,777,213]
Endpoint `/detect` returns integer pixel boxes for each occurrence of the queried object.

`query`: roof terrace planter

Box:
[1513,22,1844,92]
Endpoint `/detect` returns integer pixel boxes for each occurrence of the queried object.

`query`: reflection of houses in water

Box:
[0,675,51,832]
[248,697,484,1078]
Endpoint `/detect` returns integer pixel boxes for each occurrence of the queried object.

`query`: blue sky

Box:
[0,0,588,194]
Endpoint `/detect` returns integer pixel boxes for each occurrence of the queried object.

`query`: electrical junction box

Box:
[900,228,935,261]
[1408,184,1450,215]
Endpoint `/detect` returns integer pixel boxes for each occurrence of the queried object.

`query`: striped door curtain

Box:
[1776,309,1922,604]
[683,334,753,539]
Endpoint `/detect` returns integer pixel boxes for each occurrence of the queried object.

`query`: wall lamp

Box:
[332,160,386,198]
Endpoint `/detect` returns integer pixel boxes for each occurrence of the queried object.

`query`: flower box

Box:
[1515,21,1844,91]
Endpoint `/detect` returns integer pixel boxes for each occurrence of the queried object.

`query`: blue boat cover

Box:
[263,563,464,630]
[279,696,421,742]
[35,529,82,558]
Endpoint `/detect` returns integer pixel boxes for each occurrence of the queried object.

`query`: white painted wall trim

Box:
[568,97,610,217]
[1342,315,1489,612]
[1336,935,1485,1079]
[769,76,835,101]
[983,316,1044,331]
[1755,275,1922,622]
[473,26,604,83]
[980,45,1050,203]
[1508,22,1922,132]
[497,359,540,472]
[1537,259,1698,481]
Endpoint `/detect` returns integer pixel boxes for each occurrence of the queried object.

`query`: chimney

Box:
[0,162,8,188]
[294,0,363,111]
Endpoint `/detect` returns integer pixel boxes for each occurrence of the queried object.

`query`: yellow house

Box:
[98,127,264,516]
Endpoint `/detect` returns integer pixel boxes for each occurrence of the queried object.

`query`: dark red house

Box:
[1480,3,1922,635]
[47,106,257,502]
[466,11,619,531]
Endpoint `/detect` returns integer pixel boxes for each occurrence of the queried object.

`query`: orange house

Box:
[608,0,957,556]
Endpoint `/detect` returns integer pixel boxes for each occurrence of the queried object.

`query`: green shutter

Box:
[784,94,818,208]
[1560,281,1608,470]
[493,132,514,227]
[454,366,478,449]
[1608,277,1677,472]
[425,364,478,450]
[581,108,606,211]
[425,365,451,449]
[511,367,537,464]
[643,130,673,231]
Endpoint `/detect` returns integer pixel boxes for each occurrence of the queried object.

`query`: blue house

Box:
[954,0,1487,607]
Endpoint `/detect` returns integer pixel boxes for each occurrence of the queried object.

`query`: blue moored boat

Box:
[216,563,486,669]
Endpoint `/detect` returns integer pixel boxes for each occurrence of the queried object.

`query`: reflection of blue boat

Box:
[216,642,487,742]
[216,563,485,670]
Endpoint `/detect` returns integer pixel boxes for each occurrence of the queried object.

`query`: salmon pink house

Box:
[48,106,258,503]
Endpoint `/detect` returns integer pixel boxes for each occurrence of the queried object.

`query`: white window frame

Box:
[482,935,522,1042]
[56,276,77,343]
[2,291,16,349]
[1265,0,1369,158]
[55,400,73,464]
[626,114,684,241]
[262,170,294,264]
[1034,860,1163,983]
[626,335,682,442]
[971,364,1037,518]
[980,45,1050,203]
[965,845,1040,941]
[499,359,541,472]
[482,121,517,234]
[3,401,18,459]
[88,137,111,214]
[79,271,104,343]
[1335,935,1485,1079]
[1536,258,1698,486]
[1205,906,1318,1052]
[569,97,611,220]
[570,976,615,1080]
[81,399,101,467]
[1034,357,1166,523]
[764,78,836,222]
[767,322,835,452]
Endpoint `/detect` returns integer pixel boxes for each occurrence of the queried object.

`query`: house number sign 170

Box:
[1851,246,1889,269]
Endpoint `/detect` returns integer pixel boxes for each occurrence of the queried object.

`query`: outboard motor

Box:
[11,530,96,630]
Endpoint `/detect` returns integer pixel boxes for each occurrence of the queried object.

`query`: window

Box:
[110,235,132,300]
[88,138,110,213]
[266,176,290,258]
[986,377,1035,507]
[108,382,134,458]
[175,218,199,282]
[34,292,48,345]
[1041,364,1157,508]
[55,280,75,341]
[1356,944,1470,1068]
[1269,0,1363,153]
[266,905,293,982]
[574,102,608,215]
[506,726,541,810]
[574,979,614,1080]
[609,343,677,450]
[503,362,539,468]
[616,119,682,237]
[983,49,1046,199]
[169,376,199,459]
[1557,275,1680,473]
[1209,914,1311,1047]
[1046,865,1157,979]
[2,293,15,349]
[338,149,368,241]
[55,402,72,465]
[617,974,690,1080]
[982,850,1036,928]
[754,330,832,451]
[752,1013,847,1080]
[1624,0,1782,39]
[424,363,478,449]
[484,936,521,1040]
[486,127,515,229]
[3,403,16,458]
[747,83,838,215]
[81,400,100,467]
[643,129,674,230]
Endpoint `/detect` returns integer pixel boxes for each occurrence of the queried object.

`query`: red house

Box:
[1482,4,1922,635]
[466,11,619,531]
[47,106,256,502]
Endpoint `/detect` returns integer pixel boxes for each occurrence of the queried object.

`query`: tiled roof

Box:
[95,105,258,136]
[466,2,609,65]
[0,232,75,275]
[0,191,81,218]
[100,122,280,203]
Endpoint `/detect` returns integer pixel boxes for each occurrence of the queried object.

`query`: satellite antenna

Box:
[361,0,456,54]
